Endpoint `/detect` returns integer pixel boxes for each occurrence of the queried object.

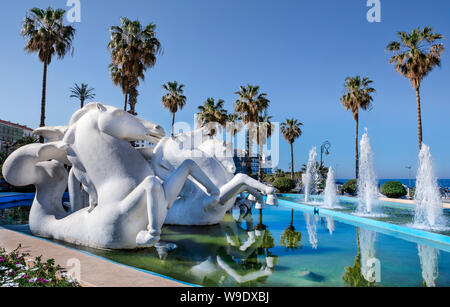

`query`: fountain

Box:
[302,147,320,202]
[417,243,439,287]
[357,130,379,215]
[413,144,445,230]
[323,167,338,208]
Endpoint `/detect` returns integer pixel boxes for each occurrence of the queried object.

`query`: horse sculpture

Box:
[2,103,220,249]
[151,128,278,225]
[2,102,278,249]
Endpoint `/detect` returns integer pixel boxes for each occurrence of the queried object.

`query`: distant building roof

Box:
[0,119,34,132]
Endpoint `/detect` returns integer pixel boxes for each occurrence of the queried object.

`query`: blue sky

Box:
[1,0,450,179]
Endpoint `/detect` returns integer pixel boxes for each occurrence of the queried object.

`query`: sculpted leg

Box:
[162,159,220,208]
[219,174,275,203]
[68,169,84,213]
[136,177,167,247]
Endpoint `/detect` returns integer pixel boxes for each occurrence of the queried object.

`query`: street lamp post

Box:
[320,141,331,167]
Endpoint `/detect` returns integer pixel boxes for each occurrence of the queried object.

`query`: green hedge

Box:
[342,179,357,196]
[380,181,407,198]
[273,177,295,193]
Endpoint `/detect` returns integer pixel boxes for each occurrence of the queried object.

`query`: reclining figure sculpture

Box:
[2,103,277,249]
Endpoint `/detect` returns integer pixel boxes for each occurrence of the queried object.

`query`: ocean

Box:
[336,179,450,189]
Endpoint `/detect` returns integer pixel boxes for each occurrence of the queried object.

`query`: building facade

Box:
[233,149,273,175]
[0,119,34,153]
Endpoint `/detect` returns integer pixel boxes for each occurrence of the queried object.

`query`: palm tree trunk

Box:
[123,93,128,111]
[80,98,84,109]
[246,129,252,177]
[171,113,176,137]
[355,113,359,179]
[416,87,423,150]
[290,142,294,180]
[39,60,48,143]
[258,136,263,181]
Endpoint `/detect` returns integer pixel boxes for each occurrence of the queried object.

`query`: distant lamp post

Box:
[405,165,412,199]
[320,141,331,167]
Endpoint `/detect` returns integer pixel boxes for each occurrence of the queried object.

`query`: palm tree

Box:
[21,7,76,142]
[256,113,274,181]
[234,85,270,177]
[108,17,161,115]
[386,27,444,150]
[340,76,376,179]
[280,119,303,180]
[196,98,228,136]
[70,83,96,109]
[109,64,131,111]
[161,81,187,136]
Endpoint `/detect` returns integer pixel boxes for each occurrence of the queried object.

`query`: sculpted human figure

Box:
[152,127,277,225]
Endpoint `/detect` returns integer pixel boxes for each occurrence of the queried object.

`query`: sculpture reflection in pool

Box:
[2,103,278,249]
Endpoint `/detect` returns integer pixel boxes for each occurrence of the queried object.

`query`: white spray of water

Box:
[359,228,378,282]
[323,167,338,208]
[304,213,319,249]
[413,144,444,229]
[326,217,335,235]
[302,147,320,202]
[417,244,439,287]
[357,130,379,215]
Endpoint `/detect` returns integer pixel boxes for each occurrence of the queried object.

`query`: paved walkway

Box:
[379,197,450,209]
[0,227,188,287]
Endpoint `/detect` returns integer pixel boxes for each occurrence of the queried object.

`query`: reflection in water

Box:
[417,244,440,287]
[359,228,378,282]
[342,228,378,287]
[304,213,319,249]
[326,217,335,235]
[185,209,278,286]
[280,209,302,250]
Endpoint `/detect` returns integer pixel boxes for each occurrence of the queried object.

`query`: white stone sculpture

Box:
[2,102,277,249]
[151,128,277,225]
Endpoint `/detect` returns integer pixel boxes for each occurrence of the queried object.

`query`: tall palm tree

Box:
[256,113,274,181]
[234,85,270,177]
[109,64,130,111]
[21,7,76,142]
[161,81,187,136]
[70,83,96,109]
[340,76,376,179]
[196,98,228,136]
[387,27,444,150]
[108,17,161,115]
[281,118,303,180]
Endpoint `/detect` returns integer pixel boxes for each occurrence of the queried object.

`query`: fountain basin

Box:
[1,196,450,287]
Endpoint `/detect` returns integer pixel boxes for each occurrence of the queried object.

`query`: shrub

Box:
[380,181,407,198]
[342,179,357,196]
[273,177,295,193]
[0,245,79,287]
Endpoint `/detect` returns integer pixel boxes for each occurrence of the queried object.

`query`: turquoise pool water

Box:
[1,196,449,287]
[279,194,450,237]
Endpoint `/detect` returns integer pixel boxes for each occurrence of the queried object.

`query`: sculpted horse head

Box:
[59,103,165,205]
